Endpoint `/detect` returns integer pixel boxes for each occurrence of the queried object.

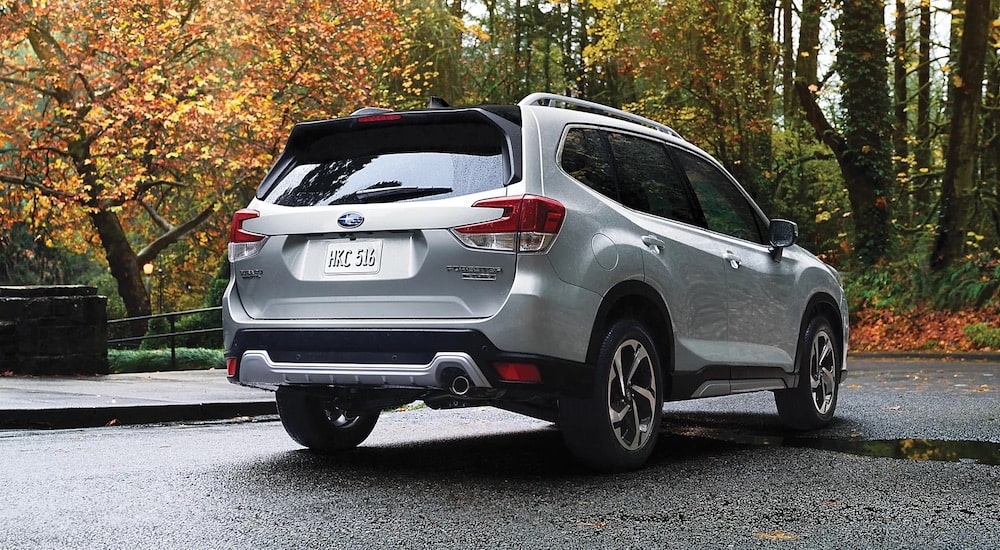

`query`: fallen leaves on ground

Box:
[753,530,802,541]
[851,307,1000,352]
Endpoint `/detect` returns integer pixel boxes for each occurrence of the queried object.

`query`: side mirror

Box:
[768,219,798,261]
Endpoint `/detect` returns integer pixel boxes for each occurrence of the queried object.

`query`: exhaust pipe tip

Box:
[449,374,472,396]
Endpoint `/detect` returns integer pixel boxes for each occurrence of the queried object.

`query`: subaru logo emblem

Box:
[338,212,364,229]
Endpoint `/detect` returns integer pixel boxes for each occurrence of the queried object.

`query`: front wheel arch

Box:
[795,294,846,379]
[775,314,841,430]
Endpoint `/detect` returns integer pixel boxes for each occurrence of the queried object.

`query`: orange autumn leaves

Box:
[1,0,410,311]
[852,308,1000,352]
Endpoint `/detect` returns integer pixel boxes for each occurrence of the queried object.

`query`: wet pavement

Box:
[0,369,275,429]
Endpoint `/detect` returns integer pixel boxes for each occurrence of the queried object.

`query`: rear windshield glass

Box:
[262,119,510,206]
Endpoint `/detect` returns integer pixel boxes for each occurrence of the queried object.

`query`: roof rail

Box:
[519,93,682,139]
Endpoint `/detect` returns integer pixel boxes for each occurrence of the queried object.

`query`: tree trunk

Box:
[794,0,895,267]
[737,0,777,214]
[796,0,822,86]
[983,6,999,241]
[781,0,794,119]
[930,0,993,269]
[836,0,895,265]
[893,0,911,221]
[914,0,933,210]
[89,210,151,337]
[441,0,464,102]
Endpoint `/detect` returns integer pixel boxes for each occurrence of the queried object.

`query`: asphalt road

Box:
[1,359,998,549]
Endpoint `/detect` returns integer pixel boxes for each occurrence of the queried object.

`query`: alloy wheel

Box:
[809,328,838,415]
[607,338,658,451]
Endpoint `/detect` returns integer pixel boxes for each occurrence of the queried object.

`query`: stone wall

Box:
[0,286,108,375]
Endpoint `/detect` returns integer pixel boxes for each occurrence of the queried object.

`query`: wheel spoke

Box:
[602,334,660,453]
[808,331,838,414]
[819,367,835,396]
[612,350,628,398]
[631,385,656,413]
[817,336,833,367]
[627,404,643,447]
[609,402,630,424]
[626,344,648,382]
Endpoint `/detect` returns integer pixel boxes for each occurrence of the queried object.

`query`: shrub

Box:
[108,348,224,373]
[964,323,1000,350]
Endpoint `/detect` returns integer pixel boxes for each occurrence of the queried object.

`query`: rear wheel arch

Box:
[588,281,674,378]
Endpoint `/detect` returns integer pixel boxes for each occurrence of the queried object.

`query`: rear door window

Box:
[560,127,702,227]
[559,127,617,199]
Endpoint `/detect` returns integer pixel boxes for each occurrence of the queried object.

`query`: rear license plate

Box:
[324,240,383,274]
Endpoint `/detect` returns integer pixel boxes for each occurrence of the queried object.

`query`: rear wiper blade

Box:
[335,186,452,204]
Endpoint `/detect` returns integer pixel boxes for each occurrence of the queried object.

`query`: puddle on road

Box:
[787,437,1000,466]
[667,429,1000,465]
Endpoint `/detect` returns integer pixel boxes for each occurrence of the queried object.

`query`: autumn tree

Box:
[0,0,405,333]
[931,0,995,269]
[387,0,468,106]
[796,0,895,266]
[462,0,589,104]
[584,0,778,211]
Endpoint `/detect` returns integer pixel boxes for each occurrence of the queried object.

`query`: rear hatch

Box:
[230,107,528,321]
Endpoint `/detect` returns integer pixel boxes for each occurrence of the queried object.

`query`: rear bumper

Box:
[237,350,491,388]
[226,328,593,398]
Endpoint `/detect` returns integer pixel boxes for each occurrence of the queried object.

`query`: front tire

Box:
[276,386,380,452]
[775,316,841,430]
[560,318,663,472]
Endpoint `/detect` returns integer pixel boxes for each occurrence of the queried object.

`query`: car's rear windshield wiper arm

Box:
[334,186,452,204]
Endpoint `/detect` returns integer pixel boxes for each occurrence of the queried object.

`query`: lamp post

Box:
[156,267,164,314]
[142,263,154,294]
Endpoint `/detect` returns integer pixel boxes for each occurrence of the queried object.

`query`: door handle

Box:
[642,235,666,253]
[724,251,742,270]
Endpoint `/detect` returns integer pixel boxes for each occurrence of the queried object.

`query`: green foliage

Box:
[139,317,171,350]
[174,254,228,348]
[173,309,224,349]
[108,348,224,373]
[0,223,103,286]
[140,254,227,349]
[933,258,1000,309]
[844,262,917,313]
[964,323,1000,349]
[770,130,852,266]
[845,252,1000,314]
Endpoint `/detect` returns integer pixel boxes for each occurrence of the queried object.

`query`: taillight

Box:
[228,209,267,261]
[451,195,565,253]
[226,357,238,377]
[357,113,403,123]
[494,361,542,383]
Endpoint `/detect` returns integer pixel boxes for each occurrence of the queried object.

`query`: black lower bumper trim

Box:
[227,328,593,398]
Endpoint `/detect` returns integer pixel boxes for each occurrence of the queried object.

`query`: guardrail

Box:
[107,307,222,369]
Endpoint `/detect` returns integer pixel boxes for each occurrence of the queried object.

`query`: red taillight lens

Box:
[517,196,565,234]
[229,209,262,243]
[226,357,238,377]
[494,362,542,383]
[452,195,565,252]
[228,209,267,261]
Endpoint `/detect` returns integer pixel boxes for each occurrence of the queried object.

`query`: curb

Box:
[850,351,1000,362]
[0,401,277,430]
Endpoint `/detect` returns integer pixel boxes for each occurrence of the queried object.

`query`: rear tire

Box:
[559,318,663,472]
[775,316,841,430]
[276,386,379,452]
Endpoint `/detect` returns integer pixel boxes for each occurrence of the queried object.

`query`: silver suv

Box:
[223,93,848,471]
